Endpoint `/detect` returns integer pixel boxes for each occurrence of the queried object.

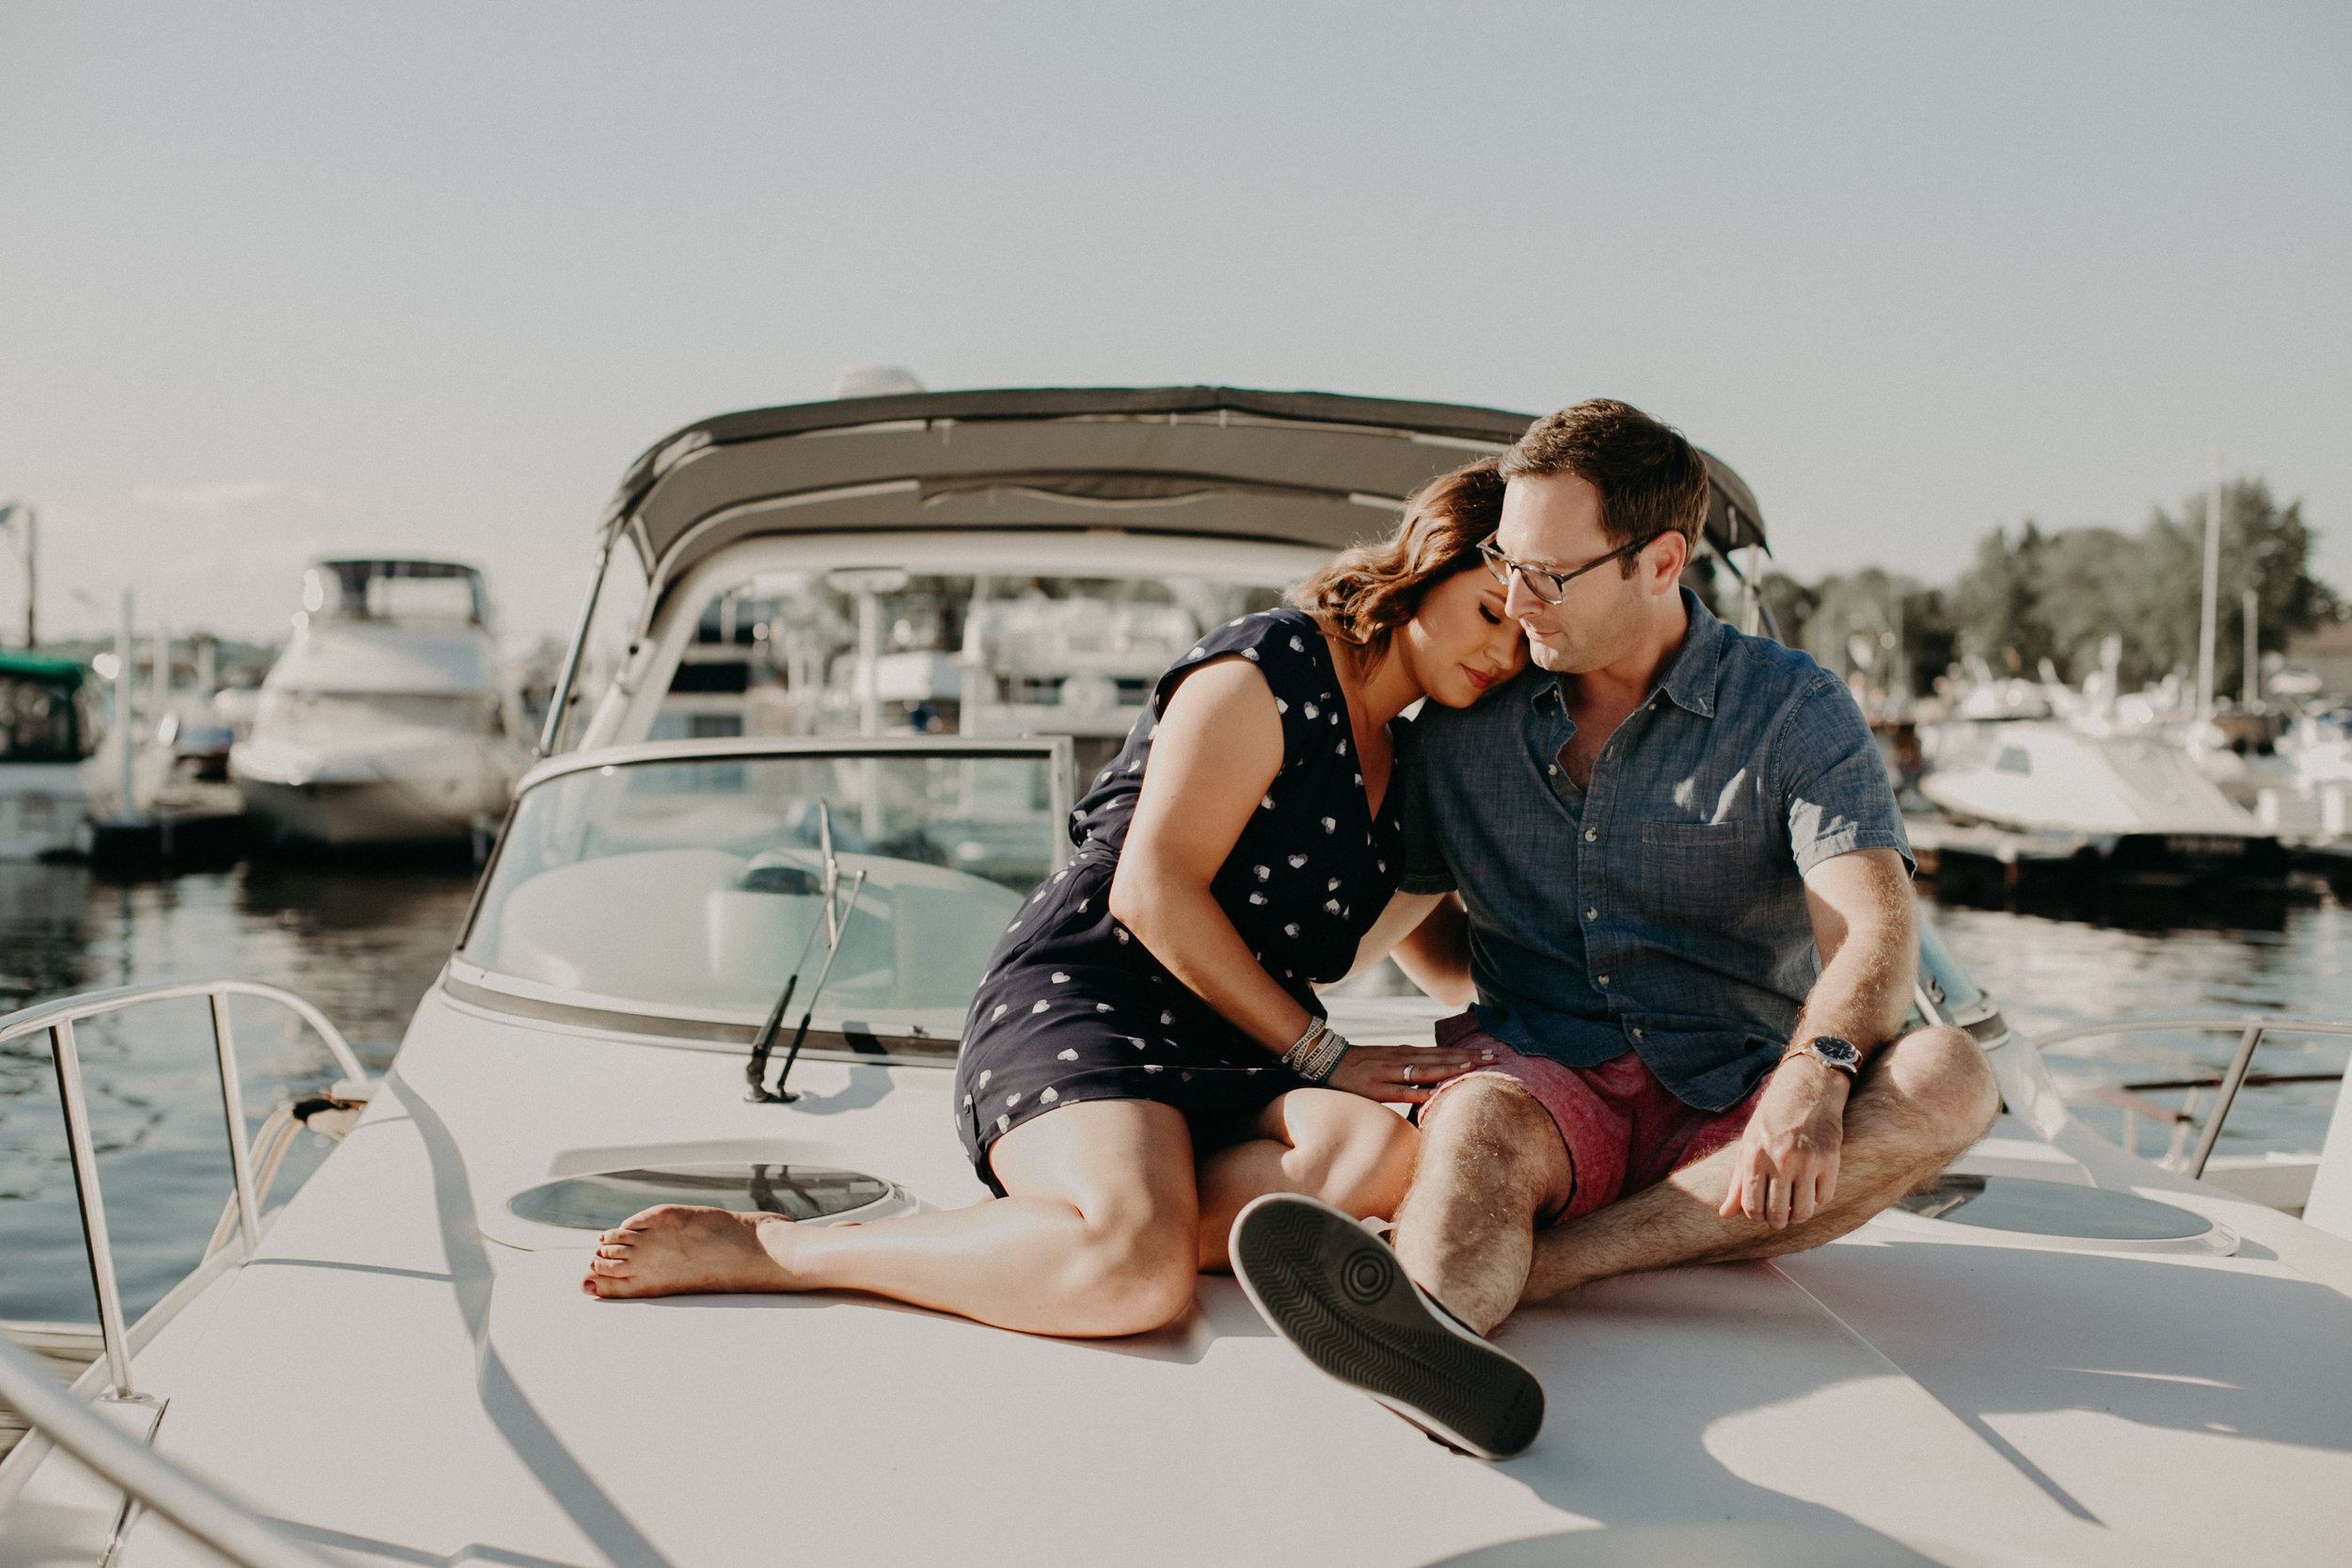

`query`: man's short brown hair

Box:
[1497,400,1709,570]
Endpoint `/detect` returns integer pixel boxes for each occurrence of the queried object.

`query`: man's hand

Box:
[1719,1056,1850,1227]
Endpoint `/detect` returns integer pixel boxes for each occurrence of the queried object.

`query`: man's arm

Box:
[1717,847,1915,1228]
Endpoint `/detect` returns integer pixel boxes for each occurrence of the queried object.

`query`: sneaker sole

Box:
[1231,1195,1545,1460]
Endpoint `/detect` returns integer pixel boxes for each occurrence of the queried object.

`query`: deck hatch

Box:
[1895,1173,2213,1241]
[508,1163,915,1232]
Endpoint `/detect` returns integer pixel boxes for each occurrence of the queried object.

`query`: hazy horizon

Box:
[4,2,2345,645]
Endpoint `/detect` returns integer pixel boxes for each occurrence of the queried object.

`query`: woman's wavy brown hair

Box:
[1287,459,1504,667]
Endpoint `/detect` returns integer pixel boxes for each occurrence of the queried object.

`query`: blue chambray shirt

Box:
[1398,588,1912,1112]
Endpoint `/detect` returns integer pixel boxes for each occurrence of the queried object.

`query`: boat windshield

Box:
[459,747,1065,1033]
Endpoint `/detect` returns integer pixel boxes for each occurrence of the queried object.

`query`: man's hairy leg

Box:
[1520,1026,1997,1303]
[1391,1079,1576,1335]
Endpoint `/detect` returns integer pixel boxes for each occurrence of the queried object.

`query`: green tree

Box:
[2142,478,2327,701]
[1954,523,2054,675]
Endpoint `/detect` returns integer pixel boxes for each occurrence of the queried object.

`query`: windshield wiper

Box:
[747,802,867,1104]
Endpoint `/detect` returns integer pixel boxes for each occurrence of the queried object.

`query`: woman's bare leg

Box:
[582,1099,1203,1338]
[1193,1088,1418,1270]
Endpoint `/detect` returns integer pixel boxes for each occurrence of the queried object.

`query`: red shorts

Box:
[1424,1012,1768,1223]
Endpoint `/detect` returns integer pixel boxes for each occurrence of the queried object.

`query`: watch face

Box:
[1810,1037,1861,1067]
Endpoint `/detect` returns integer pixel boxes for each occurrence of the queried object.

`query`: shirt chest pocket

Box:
[1634,819,1751,927]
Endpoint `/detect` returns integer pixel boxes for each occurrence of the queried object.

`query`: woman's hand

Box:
[1323,1042,1495,1103]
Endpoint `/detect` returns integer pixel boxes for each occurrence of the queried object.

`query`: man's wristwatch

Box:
[1785,1036,1863,1077]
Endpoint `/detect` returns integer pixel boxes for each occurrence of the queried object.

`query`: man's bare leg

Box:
[584,1099,1203,1338]
[1390,1078,1576,1335]
[1522,1025,1997,1303]
[1392,1026,1998,1333]
[1193,1089,1420,1270]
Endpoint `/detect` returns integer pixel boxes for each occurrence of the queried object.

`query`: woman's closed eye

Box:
[1478,605,1503,626]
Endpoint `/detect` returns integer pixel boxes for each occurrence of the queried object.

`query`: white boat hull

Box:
[234,765,508,846]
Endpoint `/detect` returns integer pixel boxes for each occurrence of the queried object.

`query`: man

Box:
[1232,400,2000,1460]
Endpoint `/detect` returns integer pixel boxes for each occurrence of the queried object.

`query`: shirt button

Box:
[1632,1027,1645,1039]
[1583,829,1597,842]
[1548,764,1559,776]
[1596,974,1611,987]
[1583,907,1597,921]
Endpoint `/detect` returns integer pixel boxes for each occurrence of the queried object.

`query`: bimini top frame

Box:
[539,387,1773,755]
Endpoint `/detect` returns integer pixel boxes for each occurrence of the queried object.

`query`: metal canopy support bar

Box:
[537,530,613,759]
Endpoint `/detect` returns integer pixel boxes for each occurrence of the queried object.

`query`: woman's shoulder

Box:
[1160,609,1327,698]
[1178,606,1324,668]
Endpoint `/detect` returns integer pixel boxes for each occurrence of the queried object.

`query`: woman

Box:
[584,461,1525,1336]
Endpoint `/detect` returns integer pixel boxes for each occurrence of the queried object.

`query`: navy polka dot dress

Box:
[955,609,1406,1191]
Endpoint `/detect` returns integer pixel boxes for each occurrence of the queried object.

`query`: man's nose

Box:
[1502,570,1546,623]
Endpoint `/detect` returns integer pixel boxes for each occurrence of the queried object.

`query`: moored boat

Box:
[0,653,92,863]
[231,561,527,848]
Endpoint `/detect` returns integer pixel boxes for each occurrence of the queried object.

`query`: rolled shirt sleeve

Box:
[1778,679,1915,878]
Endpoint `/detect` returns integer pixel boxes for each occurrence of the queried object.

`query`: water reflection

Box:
[1930,894,2352,1162]
[0,861,471,1323]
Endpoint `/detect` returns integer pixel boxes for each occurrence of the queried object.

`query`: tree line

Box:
[1747,478,2335,703]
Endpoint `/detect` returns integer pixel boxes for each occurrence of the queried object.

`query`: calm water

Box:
[1,861,2345,1325]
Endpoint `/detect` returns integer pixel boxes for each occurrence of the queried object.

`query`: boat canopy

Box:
[0,651,85,689]
[597,387,1772,605]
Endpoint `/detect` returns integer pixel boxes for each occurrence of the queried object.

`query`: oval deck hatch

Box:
[509,1163,910,1232]
[1896,1173,2212,1242]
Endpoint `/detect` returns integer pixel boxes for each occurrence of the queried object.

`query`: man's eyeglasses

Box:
[1477,534,1666,607]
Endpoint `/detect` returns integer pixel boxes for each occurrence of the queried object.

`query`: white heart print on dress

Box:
[1031,1000,1051,1013]
[1288,853,1308,868]
[1051,973,1070,983]
[1057,1049,1079,1061]
[1321,817,1337,833]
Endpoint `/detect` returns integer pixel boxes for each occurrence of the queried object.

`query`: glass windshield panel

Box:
[461,750,1062,1031]
[664,570,1291,740]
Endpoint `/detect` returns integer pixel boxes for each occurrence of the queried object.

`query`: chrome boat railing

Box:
[2030,1013,2352,1178]
[0,980,370,1400]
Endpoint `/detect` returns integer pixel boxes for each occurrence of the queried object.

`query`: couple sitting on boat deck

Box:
[584,397,2002,1460]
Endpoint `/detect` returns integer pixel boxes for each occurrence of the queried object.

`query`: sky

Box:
[3,2,2346,646]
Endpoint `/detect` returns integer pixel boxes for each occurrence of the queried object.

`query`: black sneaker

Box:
[1230,1193,1545,1460]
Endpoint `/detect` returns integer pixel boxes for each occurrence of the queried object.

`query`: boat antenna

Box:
[744,801,842,1103]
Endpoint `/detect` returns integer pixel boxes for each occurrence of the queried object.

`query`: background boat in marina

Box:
[230,560,527,849]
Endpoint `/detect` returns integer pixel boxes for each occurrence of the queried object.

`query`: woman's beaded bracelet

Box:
[1280,1018,1351,1083]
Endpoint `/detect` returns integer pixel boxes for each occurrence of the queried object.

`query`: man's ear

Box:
[1648,531,1692,594]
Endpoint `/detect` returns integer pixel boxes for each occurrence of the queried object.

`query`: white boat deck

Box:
[8,985,2350,1568]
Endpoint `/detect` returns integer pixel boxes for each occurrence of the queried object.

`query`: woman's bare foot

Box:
[581,1205,803,1298]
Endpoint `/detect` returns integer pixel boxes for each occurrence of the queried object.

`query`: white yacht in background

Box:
[0,653,92,861]
[231,560,527,847]
[5,389,2349,1567]
[1920,716,2290,889]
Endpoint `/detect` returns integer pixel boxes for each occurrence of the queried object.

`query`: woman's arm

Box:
[1108,657,1315,1052]
[1391,894,1473,1008]
[1107,657,1488,1098]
